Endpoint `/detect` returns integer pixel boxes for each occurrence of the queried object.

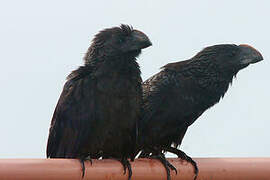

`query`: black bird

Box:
[46,24,152,179]
[138,44,263,180]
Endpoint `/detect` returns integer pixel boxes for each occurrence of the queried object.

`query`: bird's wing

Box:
[140,61,203,147]
[141,70,173,125]
[46,67,96,158]
[142,59,193,124]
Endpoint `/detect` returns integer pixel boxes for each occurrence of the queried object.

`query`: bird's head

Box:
[194,44,263,74]
[85,24,152,62]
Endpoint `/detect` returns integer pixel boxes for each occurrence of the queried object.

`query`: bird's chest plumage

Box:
[91,68,141,155]
[97,71,141,116]
[97,73,139,95]
[96,69,141,115]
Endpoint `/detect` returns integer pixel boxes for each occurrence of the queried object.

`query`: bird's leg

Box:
[84,155,93,165]
[79,158,86,178]
[116,158,132,180]
[154,152,178,174]
[153,148,178,174]
[163,147,198,180]
[149,151,177,180]
[79,155,92,178]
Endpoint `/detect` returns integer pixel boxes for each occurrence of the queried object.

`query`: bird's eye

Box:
[229,51,237,57]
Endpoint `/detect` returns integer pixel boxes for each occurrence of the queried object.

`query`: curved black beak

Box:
[238,44,263,65]
[124,30,152,52]
[132,30,152,49]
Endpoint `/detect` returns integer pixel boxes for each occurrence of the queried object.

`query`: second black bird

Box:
[138,44,263,180]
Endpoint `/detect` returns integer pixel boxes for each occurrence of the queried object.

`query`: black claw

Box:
[127,161,132,180]
[79,156,93,178]
[167,162,178,175]
[160,160,171,180]
[160,153,177,175]
[122,161,127,175]
[190,160,198,180]
[164,147,199,180]
[150,154,177,180]
[118,158,132,180]
[79,158,86,178]
[177,151,198,180]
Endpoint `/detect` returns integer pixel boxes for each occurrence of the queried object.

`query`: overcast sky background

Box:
[0,0,269,158]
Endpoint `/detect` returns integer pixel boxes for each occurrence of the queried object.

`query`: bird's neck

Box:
[178,61,236,106]
[195,68,235,106]
[84,51,141,79]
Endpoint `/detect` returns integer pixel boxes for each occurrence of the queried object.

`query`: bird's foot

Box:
[177,151,198,180]
[79,155,93,178]
[150,153,177,180]
[164,147,198,180]
[116,158,132,180]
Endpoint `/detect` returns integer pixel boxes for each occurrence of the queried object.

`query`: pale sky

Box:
[0,0,269,158]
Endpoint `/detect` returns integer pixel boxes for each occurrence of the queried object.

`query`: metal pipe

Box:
[0,158,269,180]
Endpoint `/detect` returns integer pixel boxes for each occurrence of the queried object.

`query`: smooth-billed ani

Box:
[138,44,263,180]
[46,24,152,179]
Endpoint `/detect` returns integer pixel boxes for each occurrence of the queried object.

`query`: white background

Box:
[0,0,269,158]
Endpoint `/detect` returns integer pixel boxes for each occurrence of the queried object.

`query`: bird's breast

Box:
[96,74,140,96]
